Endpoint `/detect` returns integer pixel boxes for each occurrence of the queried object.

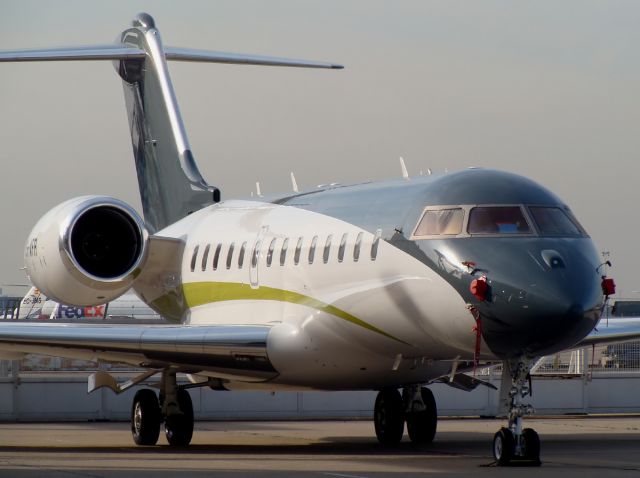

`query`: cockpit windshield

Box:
[414,208,463,236]
[467,206,531,234]
[412,204,587,239]
[528,206,583,237]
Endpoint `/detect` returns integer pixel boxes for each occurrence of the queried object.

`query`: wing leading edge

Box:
[576,318,640,348]
[0,323,276,382]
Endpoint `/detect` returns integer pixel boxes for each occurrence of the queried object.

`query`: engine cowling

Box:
[24,196,149,306]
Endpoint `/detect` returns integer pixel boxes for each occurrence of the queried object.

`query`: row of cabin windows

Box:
[190,231,382,272]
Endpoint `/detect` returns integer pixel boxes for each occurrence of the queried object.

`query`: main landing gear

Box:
[131,369,194,446]
[374,386,437,446]
[492,359,541,466]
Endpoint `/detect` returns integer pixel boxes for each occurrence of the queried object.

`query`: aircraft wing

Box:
[0,323,276,382]
[575,318,640,347]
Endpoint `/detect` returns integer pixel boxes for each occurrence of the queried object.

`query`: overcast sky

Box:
[0,1,638,296]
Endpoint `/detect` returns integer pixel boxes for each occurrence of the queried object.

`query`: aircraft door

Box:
[250,226,269,289]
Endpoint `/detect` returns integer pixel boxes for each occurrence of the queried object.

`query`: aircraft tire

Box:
[406,387,437,444]
[131,389,161,446]
[522,428,541,465]
[374,388,404,446]
[165,389,194,446]
[493,427,515,466]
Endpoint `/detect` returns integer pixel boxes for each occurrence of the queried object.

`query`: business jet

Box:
[0,13,630,465]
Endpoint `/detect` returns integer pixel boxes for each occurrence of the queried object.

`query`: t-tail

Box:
[0,12,342,232]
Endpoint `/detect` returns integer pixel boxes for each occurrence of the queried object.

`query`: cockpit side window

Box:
[468,207,531,234]
[414,208,463,237]
[528,206,583,237]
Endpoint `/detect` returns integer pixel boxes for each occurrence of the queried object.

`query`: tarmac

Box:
[0,416,639,477]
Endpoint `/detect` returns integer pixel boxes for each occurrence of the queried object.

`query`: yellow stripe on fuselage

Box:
[182,281,407,344]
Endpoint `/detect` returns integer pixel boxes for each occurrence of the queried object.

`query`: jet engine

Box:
[24,196,149,306]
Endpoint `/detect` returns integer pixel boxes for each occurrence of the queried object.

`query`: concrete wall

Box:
[1,372,639,421]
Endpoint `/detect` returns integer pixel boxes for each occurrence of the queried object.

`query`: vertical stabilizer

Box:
[118,14,220,233]
[0,12,342,232]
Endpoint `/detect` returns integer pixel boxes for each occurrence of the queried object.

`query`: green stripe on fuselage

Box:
[182,281,407,344]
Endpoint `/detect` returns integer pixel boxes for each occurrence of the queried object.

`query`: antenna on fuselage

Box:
[399,157,409,180]
[290,172,299,193]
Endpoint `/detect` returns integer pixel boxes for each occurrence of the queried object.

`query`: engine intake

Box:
[69,205,143,279]
[25,196,149,306]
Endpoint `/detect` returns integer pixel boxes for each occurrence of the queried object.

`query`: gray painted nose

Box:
[477,245,603,358]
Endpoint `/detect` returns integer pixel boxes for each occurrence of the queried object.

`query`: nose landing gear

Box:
[492,359,541,466]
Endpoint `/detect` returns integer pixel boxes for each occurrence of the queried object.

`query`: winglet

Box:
[399,157,409,180]
[290,172,299,193]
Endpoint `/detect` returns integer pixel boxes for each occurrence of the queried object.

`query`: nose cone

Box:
[478,240,602,358]
[481,269,601,358]
[426,237,603,359]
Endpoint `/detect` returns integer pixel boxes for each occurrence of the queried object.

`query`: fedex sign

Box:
[56,304,106,319]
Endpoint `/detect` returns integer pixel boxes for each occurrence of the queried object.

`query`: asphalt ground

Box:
[0,417,639,477]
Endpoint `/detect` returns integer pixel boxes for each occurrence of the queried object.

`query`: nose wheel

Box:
[492,359,541,466]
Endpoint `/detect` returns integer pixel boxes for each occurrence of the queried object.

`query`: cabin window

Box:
[338,233,347,263]
[308,236,318,264]
[266,238,277,267]
[294,237,303,265]
[251,241,262,268]
[201,244,210,271]
[353,232,363,262]
[414,208,464,236]
[323,235,332,264]
[190,245,199,272]
[280,238,289,266]
[226,243,235,269]
[468,207,531,234]
[528,207,583,237]
[238,242,247,269]
[371,229,382,260]
[212,243,222,270]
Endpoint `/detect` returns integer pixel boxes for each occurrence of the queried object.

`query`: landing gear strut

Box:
[129,369,194,446]
[373,386,438,446]
[492,359,541,466]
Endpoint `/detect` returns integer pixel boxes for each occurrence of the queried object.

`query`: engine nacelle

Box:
[24,196,149,306]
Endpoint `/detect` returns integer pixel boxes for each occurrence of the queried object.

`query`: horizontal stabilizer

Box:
[164,47,343,69]
[0,45,343,70]
[0,44,145,61]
